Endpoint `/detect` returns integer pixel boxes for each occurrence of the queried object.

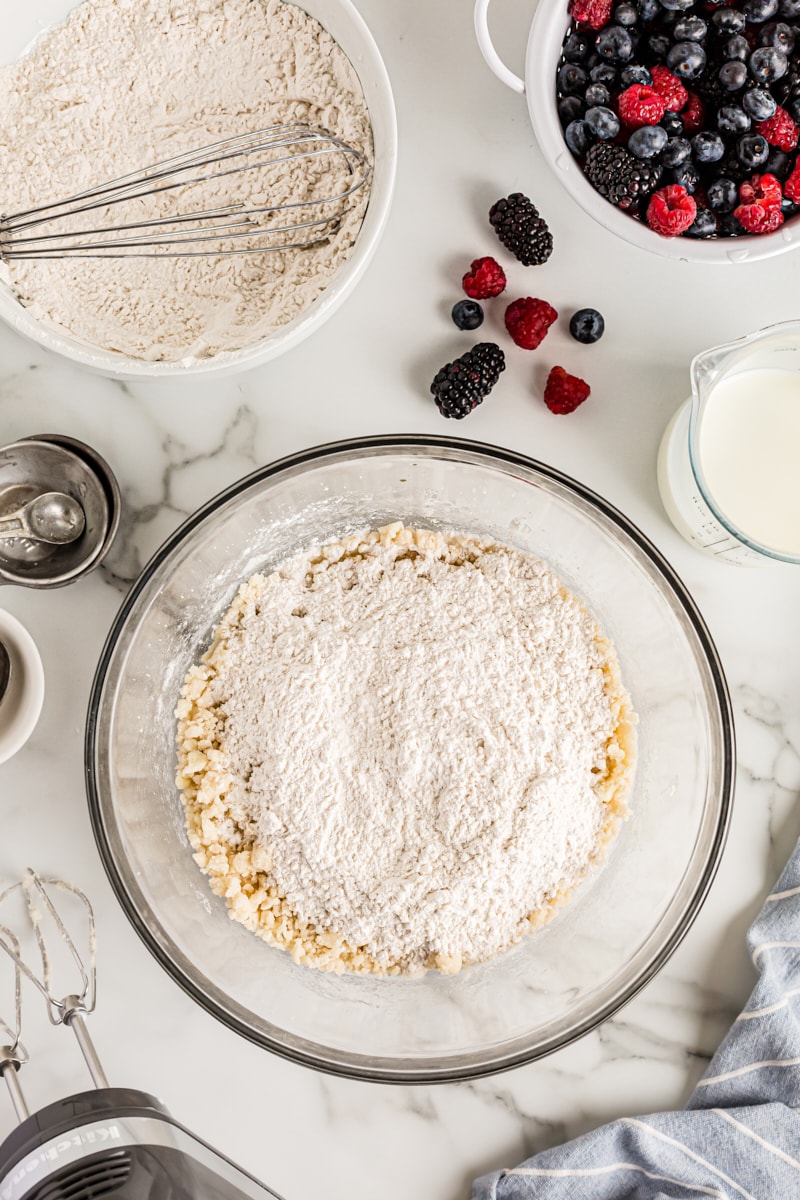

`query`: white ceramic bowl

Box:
[475,0,800,264]
[0,610,44,765]
[0,0,397,378]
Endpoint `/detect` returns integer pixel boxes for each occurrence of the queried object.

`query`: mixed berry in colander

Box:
[557,0,800,238]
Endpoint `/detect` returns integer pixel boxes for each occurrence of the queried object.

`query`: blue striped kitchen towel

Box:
[473,841,800,1199]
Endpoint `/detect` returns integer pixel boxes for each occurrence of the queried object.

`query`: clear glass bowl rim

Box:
[84,434,735,1083]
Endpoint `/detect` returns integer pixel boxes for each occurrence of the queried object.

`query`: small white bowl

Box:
[0,610,44,765]
[0,0,397,378]
[475,0,800,264]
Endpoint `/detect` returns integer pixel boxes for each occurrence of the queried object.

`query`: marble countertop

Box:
[1,1,800,1197]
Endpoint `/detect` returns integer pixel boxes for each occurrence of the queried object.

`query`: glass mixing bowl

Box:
[86,436,734,1083]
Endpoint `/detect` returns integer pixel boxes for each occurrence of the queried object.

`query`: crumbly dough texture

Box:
[175,525,637,976]
[0,0,372,361]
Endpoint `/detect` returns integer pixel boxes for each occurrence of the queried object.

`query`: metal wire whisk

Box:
[0,870,107,1117]
[0,124,370,260]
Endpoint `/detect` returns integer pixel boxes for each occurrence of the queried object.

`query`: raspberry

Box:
[617,84,667,130]
[430,343,506,419]
[646,185,697,236]
[462,257,507,300]
[785,162,800,204]
[739,173,783,210]
[756,107,799,153]
[649,66,689,114]
[571,0,613,30]
[681,91,705,134]
[733,203,785,234]
[504,298,558,350]
[543,367,591,415]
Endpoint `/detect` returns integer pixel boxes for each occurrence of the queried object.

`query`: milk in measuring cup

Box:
[698,368,800,558]
[658,322,800,566]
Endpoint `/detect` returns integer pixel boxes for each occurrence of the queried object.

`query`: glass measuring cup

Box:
[657,321,800,566]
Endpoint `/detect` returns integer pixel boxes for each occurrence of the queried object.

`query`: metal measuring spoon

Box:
[0,492,85,546]
[0,640,10,706]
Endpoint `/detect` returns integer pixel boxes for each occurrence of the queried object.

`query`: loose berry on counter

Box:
[650,65,690,112]
[569,307,605,342]
[462,257,507,300]
[734,199,786,229]
[430,343,506,419]
[756,105,800,148]
[646,184,698,234]
[583,141,663,207]
[618,84,667,128]
[543,367,591,414]
[571,0,613,30]
[451,300,485,331]
[505,298,559,350]
[489,194,554,265]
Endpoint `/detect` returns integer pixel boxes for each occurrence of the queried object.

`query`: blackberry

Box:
[583,141,662,208]
[489,193,554,265]
[430,343,505,420]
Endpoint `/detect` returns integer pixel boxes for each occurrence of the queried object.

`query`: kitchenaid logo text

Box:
[1,1126,121,1200]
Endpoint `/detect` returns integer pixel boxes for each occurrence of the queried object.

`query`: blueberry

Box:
[674,15,708,39]
[686,207,718,237]
[712,7,746,31]
[595,26,635,61]
[718,212,745,236]
[692,131,725,162]
[565,119,595,155]
[749,47,789,82]
[590,62,618,86]
[661,135,692,165]
[558,63,589,94]
[781,197,800,217]
[761,21,795,51]
[648,34,672,58]
[620,64,652,85]
[667,41,707,79]
[585,82,611,105]
[719,60,749,90]
[569,308,605,343]
[788,95,800,123]
[558,95,584,126]
[743,87,778,118]
[742,0,779,20]
[737,132,770,167]
[717,104,751,135]
[659,0,695,10]
[671,161,700,192]
[661,112,685,137]
[724,34,750,60]
[585,105,621,139]
[615,3,640,25]
[707,177,739,211]
[630,123,669,157]
[563,31,592,61]
[778,0,800,14]
[452,300,484,332]
[765,146,792,177]
[638,0,661,19]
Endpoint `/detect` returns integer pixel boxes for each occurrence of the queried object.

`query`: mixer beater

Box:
[0,870,285,1200]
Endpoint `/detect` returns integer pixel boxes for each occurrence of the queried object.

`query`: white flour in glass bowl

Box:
[0,0,373,362]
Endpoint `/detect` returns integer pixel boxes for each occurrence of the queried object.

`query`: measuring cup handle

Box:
[474,0,526,95]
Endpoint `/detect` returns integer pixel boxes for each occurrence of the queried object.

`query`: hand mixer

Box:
[0,871,286,1200]
[0,125,370,260]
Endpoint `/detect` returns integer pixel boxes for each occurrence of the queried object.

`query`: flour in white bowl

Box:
[0,0,372,361]
[176,525,637,976]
